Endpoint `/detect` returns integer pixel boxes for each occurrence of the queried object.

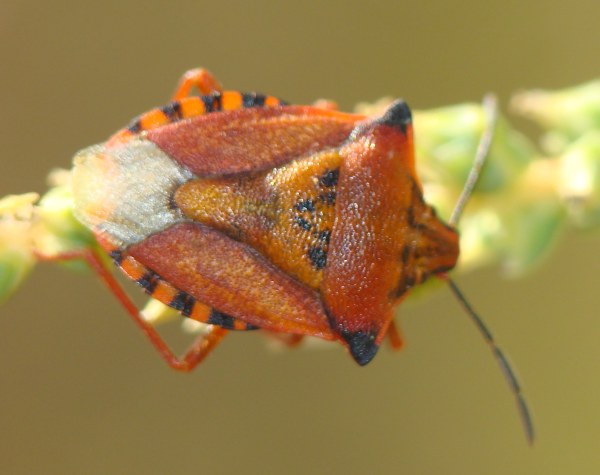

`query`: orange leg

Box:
[172,68,223,100]
[284,334,305,347]
[35,248,227,372]
[387,320,404,350]
[266,332,305,348]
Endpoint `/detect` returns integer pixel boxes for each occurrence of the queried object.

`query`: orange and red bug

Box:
[50,68,532,441]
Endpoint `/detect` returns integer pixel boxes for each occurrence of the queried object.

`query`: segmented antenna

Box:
[445,94,535,444]
[447,278,535,444]
[449,94,498,228]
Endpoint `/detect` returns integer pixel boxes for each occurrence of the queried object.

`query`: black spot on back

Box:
[295,216,312,231]
[319,169,339,187]
[294,199,316,213]
[318,191,336,205]
[318,230,331,243]
[308,246,328,270]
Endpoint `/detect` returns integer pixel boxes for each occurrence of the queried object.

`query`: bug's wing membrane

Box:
[146,106,360,177]
[127,222,335,339]
[321,101,417,365]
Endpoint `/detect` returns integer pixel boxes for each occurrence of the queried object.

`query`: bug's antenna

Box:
[444,95,534,443]
[446,277,534,444]
[449,94,498,227]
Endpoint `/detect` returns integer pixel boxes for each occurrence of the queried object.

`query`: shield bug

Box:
[47,68,532,442]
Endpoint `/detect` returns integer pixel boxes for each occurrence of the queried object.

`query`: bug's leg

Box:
[172,68,223,100]
[283,334,304,347]
[312,99,339,111]
[34,248,227,372]
[387,321,404,350]
[265,332,305,348]
[173,324,228,371]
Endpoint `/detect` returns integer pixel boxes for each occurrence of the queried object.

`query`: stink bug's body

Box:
[60,68,532,441]
[71,69,456,365]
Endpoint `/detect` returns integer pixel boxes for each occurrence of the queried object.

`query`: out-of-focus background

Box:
[1,1,598,474]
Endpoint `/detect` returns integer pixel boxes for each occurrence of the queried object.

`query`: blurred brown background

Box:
[1,1,598,474]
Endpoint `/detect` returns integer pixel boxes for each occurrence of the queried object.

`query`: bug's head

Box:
[393,201,460,300]
[340,100,461,302]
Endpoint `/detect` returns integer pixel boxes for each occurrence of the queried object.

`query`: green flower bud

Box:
[559,132,600,228]
[414,104,536,196]
[500,199,565,276]
[512,80,600,153]
[0,193,38,303]
[34,175,95,257]
[456,208,505,272]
